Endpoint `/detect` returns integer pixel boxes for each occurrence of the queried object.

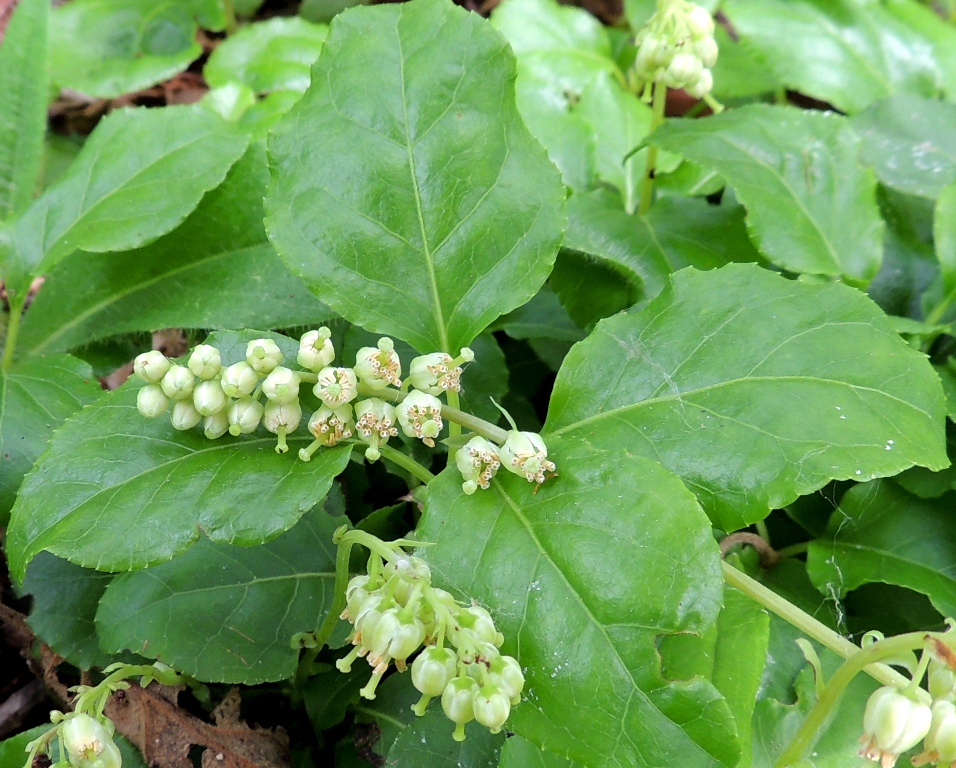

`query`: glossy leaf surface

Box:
[418,438,738,768]
[266,0,566,354]
[386,705,504,767]
[545,264,947,530]
[652,105,883,283]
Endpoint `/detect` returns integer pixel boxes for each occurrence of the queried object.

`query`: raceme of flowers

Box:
[336,538,524,741]
[132,330,556,492]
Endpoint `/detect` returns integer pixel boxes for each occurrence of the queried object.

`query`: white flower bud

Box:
[193,379,227,416]
[137,384,170,418]
[412,647,458,697]
[473,684,511,733]
[262,366,300,405]
[354,337,402,390]
[456,436,500,494]
[203,411,230,440]
[61,714,111,761]
[930,661,956,701]
[160,365,195,401]
[227,396,264,435]
[463,605,504,647]
[307,404,355,447]
[917,699,956,764]
[860,686,931,767]
[354,398,398,461]
[498,430,556,485]
[490,655,524,704]
[133,350,171,384]
[686,68,714,98]
[221,361,259,398]
[170,400,201,431]
[693,36,718,68]
[686,4,715,39]
[264,401,302,434]
[187,344,221,380]
[246,338,284,375]
[314,367,358,407]
[297,328,334,372]
[397,391,443,447]
[664,52,702,89]
[442,676,479,740]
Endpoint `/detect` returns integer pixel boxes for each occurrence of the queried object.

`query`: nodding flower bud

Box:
[354,337,402,390]
[442,676,479,741]
[262,366,301,405]
[204,411,230,440]
[473,684,511,733]
[264,401,302,454]
[187,344,222,380]
[463,605,504,647]
[489,654,525,704]
[664,52,702,89]
[297,328,335,372]
[160,365,195,401]
[685,4,715,39]
[686,68,714,98]
[368,610,426,670]
[397,391,443,447]
[307,404,355,447]
[693,36,718,68]
[455,436,501,494]
[227,396,264,436]
[860,686,932,768]
[137,384,170,419]
[407,348,474,395]
[930,661,956,702]
[170,400,202,431]
[498,430,556,485]
[412,647,458,698]
[314,367,358,407]
[193,379,227,416]
[354,398,399,462]
[60,714,112,762]
[246,338,284,375]
[915,699,956,767]
[133,350,171,384]
[221,361,259,398]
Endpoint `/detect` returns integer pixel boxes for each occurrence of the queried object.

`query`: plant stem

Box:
[755,519,771,544]
[772,632,936,767]
[377,443,436,484]
[446,390,462,438]
[1,297,23,372]
[312,526,357,649]
[638,81,668,215]
[222,0,238,35]
[722,562,907,689]
[777,541,809,558]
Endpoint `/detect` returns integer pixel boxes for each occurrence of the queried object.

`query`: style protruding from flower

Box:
[314,366,358,408]
[860,686,932,768]
[334,531,524,742]
[355,337,402,390]
[407,348,474,395]
[455,436,501,494]
[396,390,444,447]
[354,398,399,461]
[297,327,334,372]
[499,430,556,485]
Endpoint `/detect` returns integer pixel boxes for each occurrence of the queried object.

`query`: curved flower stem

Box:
[445,390,462,438]
[377,443,436,484]
[311,526,357,650]
[638,82,668,215]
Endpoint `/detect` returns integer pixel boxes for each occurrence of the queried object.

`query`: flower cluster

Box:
[454,430,556,495]
[633,0,718,99]
[336,542,524,742]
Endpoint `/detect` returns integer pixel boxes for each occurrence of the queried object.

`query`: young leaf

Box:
[0,0,48,220]
[17,144,332,357]
[417,438,739,768]
[723,0,939,114]
[5,331,351,582]
[651,105,884,283]
[386,706,504,767]
[807,480,956,618]
[96,503,341,684]
[0,354,102,524]
[545,264,947,531]
[265,0,566,354]
[850,94,956,200]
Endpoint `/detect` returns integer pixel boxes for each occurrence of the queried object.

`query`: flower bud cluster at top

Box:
[133,330,557,491]
[336,539,524,742]
[633,0,718,98]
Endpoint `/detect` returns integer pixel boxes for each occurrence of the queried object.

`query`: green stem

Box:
[221,0,238,35]
[777,541,809,559]
[754,519,771,544]
[2,297,24,372]
[311,526,356,650]
[638,81,668,215]
[377,443,436,484]
[772,632,936,767]
[722,562,907,689]
[446,390,462,438]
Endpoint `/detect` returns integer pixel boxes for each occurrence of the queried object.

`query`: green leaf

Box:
[549,251,641,331]
[386,705,504,767]
[807,479,956,618]
[205,17,328,94]
[884,0,956,103]
[935,362,956,422]
[499,736,582,768]
[96,504,341,684]
[266,0,566,355]
[4,105,249,292]
[300,0,370,23]
[417,438,739,768]
[491,0,612,60]
[545,264,948,530]
[17,144,332,357]
[652,105,884,283]
[0,354,101,523]
[850,95,956,200]
[5,331,351,582]
[723,0,939,114]
[709,26,780,101]
[49,0,205,99]
[0,0,48,220]
[492,285,585,343]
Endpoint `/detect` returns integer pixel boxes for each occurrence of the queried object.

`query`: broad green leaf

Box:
[300,0,370,23]
[652,105,884,283]
[622,0,717,31]
[386,705,504,767]
[21,552,126,669]
[0,354,101,523]
[302,666,367,735]
[18,144,332,357]
[709,27,780,101]
[885,0,956,102]
[266,0,566,354]
[492,285,585,343]
[499,736,581,768]
[723,0,939,114]
[491,0,612,59]
[205,17,328,94]
[549,250,641,331]
[50,0,206,99]
[5,331,351,582]
[545,264,948,530]
[4,106,248,293]
[0,0,48,220]
[96,504,341,684]
[807,480,956,618]
[417,438,739,768]
[935,363,956,421]
[850,95,956,200]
